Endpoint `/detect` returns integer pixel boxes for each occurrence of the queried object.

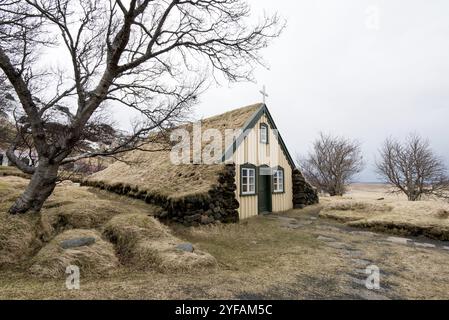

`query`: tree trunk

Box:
[8,159,59,215]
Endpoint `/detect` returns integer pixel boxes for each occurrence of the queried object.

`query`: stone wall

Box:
[157,164,239,226]
[292,168,319,208]
[82,164,239,226]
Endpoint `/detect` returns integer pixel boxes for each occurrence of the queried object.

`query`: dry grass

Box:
[0,177,49,267]
[171,215,322,275]
[0,176,163,271]
[0,213,41,268]
[38,180,161,236]
[0,210,340,300]
[104,214,217,272]
[0,166,30,179]
[320,183,449,240]
[29,229,119,279]
[1,191,449,299]
[4,178,449,299]
[87,103,262,199]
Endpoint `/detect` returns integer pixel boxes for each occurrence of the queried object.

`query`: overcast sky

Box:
[191,0,449,182]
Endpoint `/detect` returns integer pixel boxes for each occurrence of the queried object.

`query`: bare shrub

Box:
[299,133,364,196]
[376,134,449,201]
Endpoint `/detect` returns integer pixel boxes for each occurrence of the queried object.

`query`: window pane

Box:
[242,167,256,194]
[279,170,284,191]
[261,126,267,143]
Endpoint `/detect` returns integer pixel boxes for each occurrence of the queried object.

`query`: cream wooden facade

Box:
[232,113,293,220]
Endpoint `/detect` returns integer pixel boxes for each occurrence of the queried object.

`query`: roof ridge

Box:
[198,102,263,122]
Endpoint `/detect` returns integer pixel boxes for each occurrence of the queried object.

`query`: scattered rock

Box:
[414,242,436,249]
[349,231,379,237]
[443,246,449,251]
[326,242,348,250]
[317,236,337,242]
[344,250,364,258]
[176,243,194,253]
[60,237,96,249]
[30,229,118,279]
[282,224,301,230]
[386,237,411,245]
[315,225,342,233]
[276,217,298,223]
[351,258,371,266]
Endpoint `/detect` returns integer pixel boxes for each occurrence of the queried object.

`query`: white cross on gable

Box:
[259,85,269,104]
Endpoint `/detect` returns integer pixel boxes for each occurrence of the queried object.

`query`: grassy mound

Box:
[40,183,161,234]
[320,201,392,222]
[44,200,134,231]
[0,176,28,206]
[0,214,40,268]
[0,177,52,268]
[104,214,217,272]
[323,201,392,212]
[320,196,449,240]
[29,229,119,278]
[1,176,215,275]
[348,219,449,240]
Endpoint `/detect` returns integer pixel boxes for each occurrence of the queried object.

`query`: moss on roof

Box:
[87,103,262,199]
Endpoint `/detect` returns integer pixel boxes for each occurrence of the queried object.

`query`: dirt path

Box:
[262,208,449,300]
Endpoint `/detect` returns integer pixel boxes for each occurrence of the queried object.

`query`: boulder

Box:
[60,237,96,249]
[176,243,194,253]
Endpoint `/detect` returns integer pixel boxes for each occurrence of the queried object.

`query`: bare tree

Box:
[0,0,283,214]
[298,133,364,196]
[0,73,13,117]
[376,134,449,201]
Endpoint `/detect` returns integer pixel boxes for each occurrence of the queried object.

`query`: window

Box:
[273,167,284,193]
[241,166,256,195]
[260,123,268,144]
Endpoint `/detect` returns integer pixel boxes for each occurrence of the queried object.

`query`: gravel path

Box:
[267,209,449,300]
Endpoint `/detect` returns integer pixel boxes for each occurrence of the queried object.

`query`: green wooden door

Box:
[258,173,272,214]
